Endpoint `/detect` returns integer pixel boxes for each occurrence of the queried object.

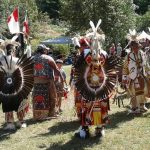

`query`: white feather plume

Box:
[129,29,136,36]
[87,19,104,40]
[11,35,19,42]
[95,19,102,31]
[90,20,96,32]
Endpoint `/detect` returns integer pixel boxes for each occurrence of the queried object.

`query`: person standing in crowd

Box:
[122,38,150,113]
[116,43,122,57]
[32,44,64,120]
[109,43,116,56]
[55,59,67,114]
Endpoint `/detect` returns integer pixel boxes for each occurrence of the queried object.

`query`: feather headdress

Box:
[0,40,20,56]
[126,29,139,42]
[86,19,105,42]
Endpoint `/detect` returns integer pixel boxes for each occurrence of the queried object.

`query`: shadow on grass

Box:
[0,117,51,142]
[45,135,101,150]
[143,112,150,118]
[25,118,57,126]
[35,110,135,150]
[38,120,79,137]
[106,110,134,129]
[36,110,135,137]
[0,125,17,142]
[36,119,103,150]
[25,118,40,126]
[107,105,150,129]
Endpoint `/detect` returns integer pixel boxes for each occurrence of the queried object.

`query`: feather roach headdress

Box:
[126,29,139,42]
[0,40,33,112]
[86,19,105,45]
[126,29,150,42]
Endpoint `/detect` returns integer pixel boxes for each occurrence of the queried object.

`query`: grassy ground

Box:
[0,65,150,150]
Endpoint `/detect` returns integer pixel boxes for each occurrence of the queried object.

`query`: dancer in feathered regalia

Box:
[0,40,33,130]
[73,20,122,138]
[122,29,150,114]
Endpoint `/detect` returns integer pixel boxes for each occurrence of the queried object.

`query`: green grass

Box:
[63,65,71,83]
[0,65,150,150]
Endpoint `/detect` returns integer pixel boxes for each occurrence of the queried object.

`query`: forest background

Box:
[0,0,150,55]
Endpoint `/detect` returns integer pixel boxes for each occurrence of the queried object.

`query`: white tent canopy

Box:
[138,31,150,40]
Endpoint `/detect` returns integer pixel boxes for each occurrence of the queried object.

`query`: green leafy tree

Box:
[35,0,61,20]
[134,0,150,15]
[137,9,150,31]
[61,0,137,45]
[0,0,46,38]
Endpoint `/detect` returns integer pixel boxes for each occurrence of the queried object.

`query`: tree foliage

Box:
[0,0,49,38]
[134,0,150,15]
[137,9,150,31]
[61,0,137,44]
[35,0,61,20]
[0,0,150,47]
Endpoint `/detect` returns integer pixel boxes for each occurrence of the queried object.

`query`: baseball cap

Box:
[56,59,63,64]
[38,44,50,50]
